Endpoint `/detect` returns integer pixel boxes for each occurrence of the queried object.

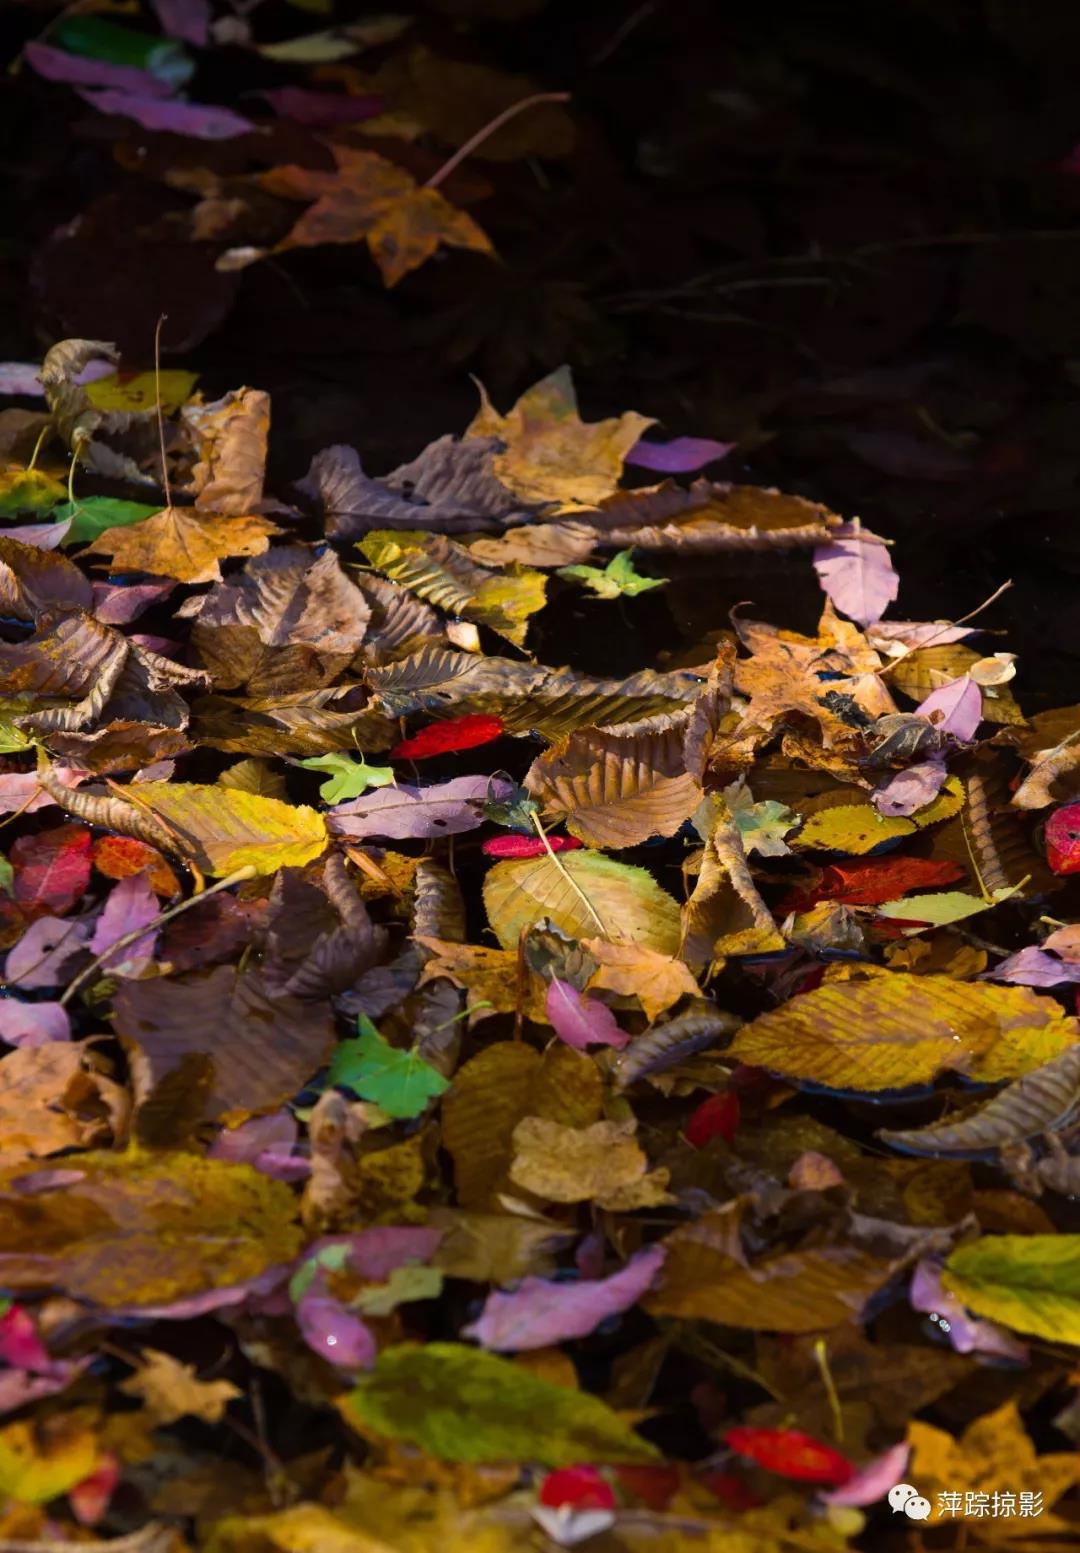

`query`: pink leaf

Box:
[812,523,898,627]
[261,88,385,128]
[626,436,734,473]
[868,620,974,651]
[12,823,91,914]
[0,1364,86,1417]
[0,999,70,1048]
[463,1245,665,1351]
[0,1305,56,1374]
[872,759,948,817]
[150,0,211,46]
[307,1227,443,1284]
[0,766,85,817]
[209,1112,309,1181]
[909,1259,1028,1360]
[70,1452,120,1527]
[4,916,91,990]
[916,674,982,740]
[92,579,174,624]
[76,90,254,140]
[89,873,160,972]
[820,1443,911,1507]
[329,776,510,841]
[984,946,1080,988]
[295,1294,376,1369]
[545,979,629,1050]
[1,519,72,549]
[24,41,174,99]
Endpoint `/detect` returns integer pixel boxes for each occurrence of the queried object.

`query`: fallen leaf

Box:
[509,1117,671,1209]
[544,979,628,1050]
[463,1245,665,1351]
[119,1350,241,1426]
[525,724,701,848]
[942,1234,1080,1346]
[327,1016,449,1118]
[484,850,682,952]
[812,523,898,627]
[84,507,279,585]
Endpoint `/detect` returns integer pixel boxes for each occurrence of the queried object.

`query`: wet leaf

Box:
[558,550,667,600]
[344,1343,660,1465]
[119,1350,240,1425]
[327,1016,449,1119]
[942,1235,1080,1346]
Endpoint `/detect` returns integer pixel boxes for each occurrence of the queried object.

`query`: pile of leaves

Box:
[0,335,1078,1552]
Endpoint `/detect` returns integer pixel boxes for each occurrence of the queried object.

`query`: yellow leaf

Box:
[509,1117,672,1208]
[483,850,681,953]
[120,1349,241,1425]
[85,370,199,415]
[115,781,328,876]
[728,973,1080,1092]
[0,1417,100,1506]
[647,1220,894,1331]
[442,1042,602,1209]
[582,939,701,1021]
[466,366,653,509]
[84,506,279,584]
[415,939,548,1022]
[525,723,702,847]
[359,530,545,648]
[0,1149,302,1308]
[907,1400,1080,1533]
[890,644,1024,725]
[793,803,916,854]
[942,1234,1080,1346]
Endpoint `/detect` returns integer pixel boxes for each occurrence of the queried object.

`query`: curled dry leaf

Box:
[509,1117,672,1209]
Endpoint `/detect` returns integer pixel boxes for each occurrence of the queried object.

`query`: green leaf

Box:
[0,468,67,518]
[876,885,1020,928]
[558,549,667,600]
[288,1242,352,1304]
[328,1017,448,1119]
[294,753,396,805]
[724,785,797,858]
[353,1264,443,1316]
[50,497,159,546]
[943,1235,1080,1345]
[344,1343,661,1466]
[0,720,33,755]
[0,857,12,897]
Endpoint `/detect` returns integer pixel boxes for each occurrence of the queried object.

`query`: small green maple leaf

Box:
[295,752,396,804]
[557,549,667,600]
[328,1016,449,1119]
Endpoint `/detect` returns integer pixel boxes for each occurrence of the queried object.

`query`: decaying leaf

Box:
[509,1117,672,1209]
[119,1350,241,1426]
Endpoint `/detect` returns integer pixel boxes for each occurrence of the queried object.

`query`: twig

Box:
[876,579,1014,679]
[425,92,571,191]
[59,865,256,1007]
[153,313,172,507]
[529,810,608,936]
[813,1338,844,1443]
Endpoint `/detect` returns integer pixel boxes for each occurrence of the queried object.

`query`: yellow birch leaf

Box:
[483,850,681,953]
[728,973,1080,1092]
[942,1234,1080,1346]
[113,781,328,876]
[85,370,198,415]
[793,804,916,854]
[0,1417,100,1506]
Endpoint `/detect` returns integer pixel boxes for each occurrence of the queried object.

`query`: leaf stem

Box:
[424,92,571,191]
[153,312,172,508]
[59,865,256,1007]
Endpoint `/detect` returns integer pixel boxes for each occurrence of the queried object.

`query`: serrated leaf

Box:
[942,1235,1080,1345]
[84,369,198,415]
[344,1343,660,1465]
[876,885,1019,927]
[106,781,328,877]
[483,850,681,952]
[794,804,916,854]
[328,1017,448,1119]
[557,549,666,599]
[525,723,702,848]
[84,506,279,584]
[729,972,1080,1092]
[358,530,545,648]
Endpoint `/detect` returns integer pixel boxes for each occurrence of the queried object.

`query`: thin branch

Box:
[153,312,172,508]
[425,92,571,191]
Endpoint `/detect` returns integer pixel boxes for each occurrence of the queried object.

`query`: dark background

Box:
[3,0,1079,703]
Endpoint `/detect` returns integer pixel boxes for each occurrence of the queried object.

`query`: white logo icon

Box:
[889,1483,931,1520]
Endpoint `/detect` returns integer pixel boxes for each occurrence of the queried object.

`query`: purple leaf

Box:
[328,776,510,841]
[545,979,629,1050]
[909,1259,1028,1361]
[4,917,91,990]
[983,946,1080,988]
[89,873,159,973]
[0,767,84,816]
[821,1443,911,1508]
[462,1245,665,1351]
[92,579,174,624]
[868,620,974,651]
[308,1227,443,1284]
[0,999,70,1048]
[24,41,174,99]
[872,759,948,818]
[150,0,211,46]
[916,674,981,740]
[812,523,899,627]
[209,1111,309,1181]
[107,1265,289,1321]
[0,362,44,396]
[1,519,72,549]
[296,1293,376,1369]
[76,90,254,140]
[0,1362,88,1418]
[260,88,385,128]
[625,436,734,473]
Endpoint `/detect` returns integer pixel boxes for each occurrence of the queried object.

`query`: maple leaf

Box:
[239,145,494,288]
[83,506,279,584]
[327,1016,449,1118]
[557,549,667,599]
[119,1349,241,1426]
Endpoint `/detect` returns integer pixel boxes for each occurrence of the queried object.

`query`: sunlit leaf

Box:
[328,1016,449,1118]
[484,850,682,952]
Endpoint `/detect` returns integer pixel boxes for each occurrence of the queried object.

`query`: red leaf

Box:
[686,1091,740,1148]
[539,1465,616,1511]
[724,1426,855,1485]
[779,855,965,912]
[613,1465,680,1510]
[482,833,583,858]
[1046,803,1080,876]
[699,1469,763,1511]
[11,823,91,914]
[391,714,504,760]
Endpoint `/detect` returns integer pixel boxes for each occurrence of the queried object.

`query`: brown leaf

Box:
[84,507,280,585]
[120,1349,241,1426]
[113,965,335,1126]
[182,388,270,514]
[509,1116,672,1208]
[590,480,842,550]
[581,939,701,1022]
[0,1043,123,1167]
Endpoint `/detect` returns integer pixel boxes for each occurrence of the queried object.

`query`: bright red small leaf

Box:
[1046,802,1080,875]
[482,833,583,858]
[686,1091,740,1148]
[391,714,505,760]
[539,1465,616,1511]
[724,1426,855,1485]
[11,823,92,915]
[779,855,965,912]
